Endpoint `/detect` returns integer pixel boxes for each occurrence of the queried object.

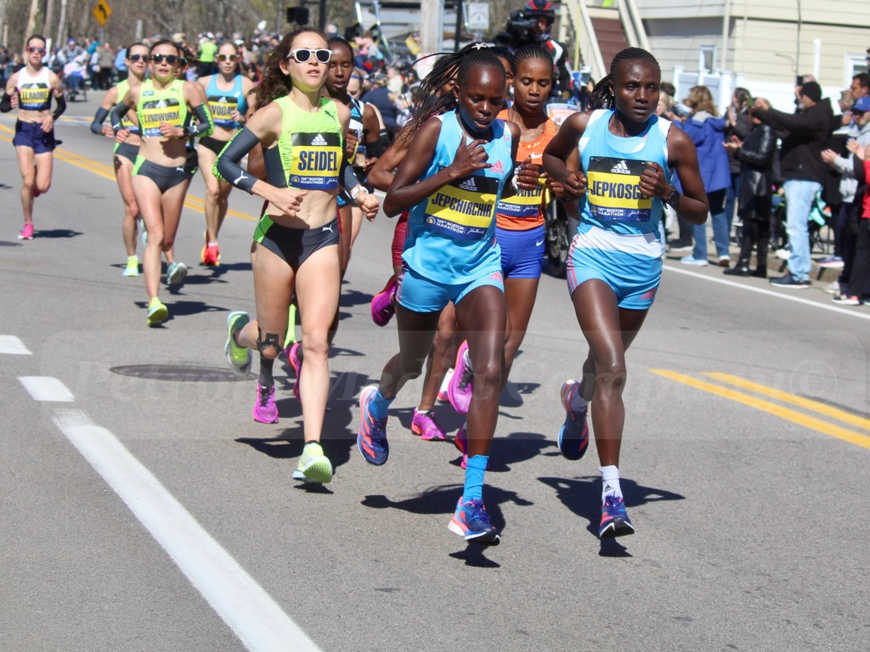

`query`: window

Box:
[845,53,868,83]
[699,45,717,74]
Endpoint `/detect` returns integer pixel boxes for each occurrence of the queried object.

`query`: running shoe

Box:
[224,311,251,375]
[252,383,279,423]
[283,302,297,350]
[448,496,500,544]
[357,384,389,465]
[411,409,446,440]
[370,276,397,326]
[454,422,467,469]
[292,442,333,483]
[166,261,188,288]
[202,243,220,267]
[123,255,139,277]
[438,368,453,402]
[146,297,169,326]
[17,222,34,240]
[680,255,708,266]
[286,341,302,400]
[832,294,861,305]
[598,495,635,538]
[557,380,589,460]
[717,255,731,267]
[447,340,473,414]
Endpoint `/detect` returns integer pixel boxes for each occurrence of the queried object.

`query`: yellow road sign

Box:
[92,0,112,26]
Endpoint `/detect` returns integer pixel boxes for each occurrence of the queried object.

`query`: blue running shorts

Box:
[497,224,545,279]
[397,265,504,313]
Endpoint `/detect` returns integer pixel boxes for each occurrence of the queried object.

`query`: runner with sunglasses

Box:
[90,42,149,276]
[218,29,378,484]
[2,34,65,240]
[357,46,523,544]
[196,41,254,266]
[110,39,214,326]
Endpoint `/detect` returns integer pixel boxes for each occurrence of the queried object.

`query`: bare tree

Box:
[43,0,53,39]
[24,0,39,39]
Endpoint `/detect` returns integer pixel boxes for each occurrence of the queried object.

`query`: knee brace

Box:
[256,329,281,355]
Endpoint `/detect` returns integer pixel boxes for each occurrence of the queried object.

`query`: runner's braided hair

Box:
[406,43,506,134]
[590,47,659,110]
[513,43,553,71]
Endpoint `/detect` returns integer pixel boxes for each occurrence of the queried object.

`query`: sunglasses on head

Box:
[151,54,178,65]
[28,46,46,54]
[128,53,148,62]
[218,53,238,62]
[287,48,331,64]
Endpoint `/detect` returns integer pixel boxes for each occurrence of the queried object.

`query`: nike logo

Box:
[535,240,544,246]
[322,224,335,233]
[233,172,247,185]
[175,167,185,174]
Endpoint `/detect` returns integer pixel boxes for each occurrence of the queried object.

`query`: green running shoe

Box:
[283,302,297,350]
[146,297,169,326]
[225,311,251,374]
[292,442,333,484]
[123,255,139,277]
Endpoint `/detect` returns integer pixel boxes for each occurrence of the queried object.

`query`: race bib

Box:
[140,98,182,137]
[586,156,651,223]
[19,83,50,110]
[496,176,545,219]
[287,132,341,190]
[424,173,498,242]
[208,96,238,127]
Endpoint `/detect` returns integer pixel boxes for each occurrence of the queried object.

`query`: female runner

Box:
[218,29,378,484]
[3,34,65,240]
[90,42,148,276]
[543,48,707,537]
[357,47,519,544]
[111,40,214,326]
[197,41,254,266]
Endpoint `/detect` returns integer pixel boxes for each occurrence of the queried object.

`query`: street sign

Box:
[92,0,112,26]
[466,2,489,31]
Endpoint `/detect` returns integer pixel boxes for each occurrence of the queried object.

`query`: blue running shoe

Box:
[558,379,589,460]
[598,495,635,538]
[357,384,389,465]
[448,496,500,544]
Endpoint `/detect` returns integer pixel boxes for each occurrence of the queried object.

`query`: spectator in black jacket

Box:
[724,87,753,234]
[723,110,776,276]
[752,81,833,287]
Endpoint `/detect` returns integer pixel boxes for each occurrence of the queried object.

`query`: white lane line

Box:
[51,409,320,652]
[0,335,32,355]
[663,264,870,322]
[18,376,74,402]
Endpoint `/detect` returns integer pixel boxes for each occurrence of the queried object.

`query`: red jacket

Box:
[864,160,870,219]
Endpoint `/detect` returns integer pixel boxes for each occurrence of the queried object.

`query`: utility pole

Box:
[420,0,440,53]
[319,0,327,30]
[454,0,463,52]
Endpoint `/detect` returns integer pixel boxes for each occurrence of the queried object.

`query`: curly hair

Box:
[253,28,327,110]
[685,85,718,117]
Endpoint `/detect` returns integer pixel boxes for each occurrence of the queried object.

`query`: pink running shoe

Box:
[371,276,397,326]
[454,422,467,469]
[285,341,302,400]
[252,383,279,423]
[411,409,446,440]
[17,223,34,240]
[447,340,472,414]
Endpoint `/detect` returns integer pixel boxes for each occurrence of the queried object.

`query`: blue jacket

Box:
[676,112,731,193]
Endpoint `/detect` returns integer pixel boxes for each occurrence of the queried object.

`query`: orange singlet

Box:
[495,108,558,231]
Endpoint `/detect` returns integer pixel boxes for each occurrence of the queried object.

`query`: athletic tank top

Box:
[495,109,557,230]
[403,110,513,283]
[137,79,188,138]
[114,79,141,135]
[17,67,51,111]
[263,96,343,191]
[348,96,367,160]
[578,109,671,236]
[206,75,247,129]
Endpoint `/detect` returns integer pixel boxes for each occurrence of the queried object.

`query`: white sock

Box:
[570,382,588,412]
[600,465,622,500]
[463,348,472,371]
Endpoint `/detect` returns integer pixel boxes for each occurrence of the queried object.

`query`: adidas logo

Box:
[458,177,478,192]
[610,159,631,174]
[490,160,504,174]
[311,134,328,146]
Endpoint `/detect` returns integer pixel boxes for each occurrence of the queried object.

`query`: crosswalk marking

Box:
[18,376,74,402]
[0,335,32,355]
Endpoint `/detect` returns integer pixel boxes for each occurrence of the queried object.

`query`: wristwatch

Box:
[665,186,681,211]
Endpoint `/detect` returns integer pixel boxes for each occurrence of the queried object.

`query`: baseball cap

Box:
[853,95,870,113]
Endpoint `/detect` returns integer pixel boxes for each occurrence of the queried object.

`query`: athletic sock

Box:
[463,347,472,372]
[464,455,488,501]
[600,465,623,500]
[258,355,275,387]
[570,382,588,412]
[368,388,392,421]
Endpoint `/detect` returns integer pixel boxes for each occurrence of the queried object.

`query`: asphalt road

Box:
[1,100,869,652]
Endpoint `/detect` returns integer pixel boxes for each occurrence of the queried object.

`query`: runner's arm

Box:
[184,82,213,137]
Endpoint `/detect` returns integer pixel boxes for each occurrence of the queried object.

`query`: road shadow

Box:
[134,299,229,317]
[339,288,374,308]
[201,261,253,279]
[361,484,532,566]
[34,228,83,238]
[538,475,685,557]
[500,380,542,408]
[180,272,228,286]
[236,370,369,477]
[803,395,870,419]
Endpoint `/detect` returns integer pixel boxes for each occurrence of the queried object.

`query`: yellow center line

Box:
[704,372,870,432]
[650,369,870,451]
[0,123,256,222]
